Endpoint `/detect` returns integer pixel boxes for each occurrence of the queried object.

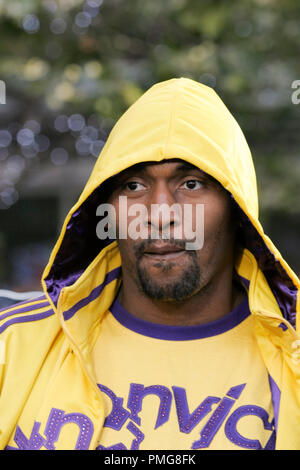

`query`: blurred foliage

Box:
[0,0,299,273]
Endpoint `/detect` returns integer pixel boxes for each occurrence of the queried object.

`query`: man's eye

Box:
[181,180,203,190]
[124,181,145,191]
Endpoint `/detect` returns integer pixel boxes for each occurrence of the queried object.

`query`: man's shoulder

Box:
[0,295,62,422]
[0,294,57,338]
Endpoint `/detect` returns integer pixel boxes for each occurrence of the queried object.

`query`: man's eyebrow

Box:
[174,162,221,185]
[176,162,198,170]
[112,160,207,183]
[174,162,206,174]
[115,162,208,183]
[117,162,147,178]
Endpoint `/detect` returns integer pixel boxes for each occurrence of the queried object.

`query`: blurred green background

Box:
[0,0,299,291]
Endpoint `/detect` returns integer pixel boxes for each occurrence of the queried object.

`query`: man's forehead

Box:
[117,159,204,177]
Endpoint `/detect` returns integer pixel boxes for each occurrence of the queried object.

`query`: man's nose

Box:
[146,183,180,232]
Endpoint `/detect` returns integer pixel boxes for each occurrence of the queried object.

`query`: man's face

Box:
[106,159,236,302]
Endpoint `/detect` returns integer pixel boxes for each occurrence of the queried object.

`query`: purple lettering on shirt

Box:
[172,386,220,433]
[127,383,172,429]
[192,383,246,449]
[127,421,145,450]
[98,384,130,430]
[7,422,45,450]
[43,408,94,450]
[225,405,274,449]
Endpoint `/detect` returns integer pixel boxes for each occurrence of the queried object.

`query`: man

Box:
[0,78,299,450]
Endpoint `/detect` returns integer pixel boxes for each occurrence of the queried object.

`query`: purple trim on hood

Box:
[0,309,54,334]
[232,198,297,328]
[109,296,250,341]
[239,275,250,290]
[63,267,121,321]
[278,322,288,332]
[44,184,116,307]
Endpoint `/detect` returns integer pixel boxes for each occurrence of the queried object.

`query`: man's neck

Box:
[117,269,247,327]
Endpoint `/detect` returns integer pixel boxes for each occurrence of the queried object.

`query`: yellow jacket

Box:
[0,78,299,450]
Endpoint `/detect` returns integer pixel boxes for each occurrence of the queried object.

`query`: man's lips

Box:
[142,243,186,260]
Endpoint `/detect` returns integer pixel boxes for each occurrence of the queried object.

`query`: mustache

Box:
[133,238,193,260]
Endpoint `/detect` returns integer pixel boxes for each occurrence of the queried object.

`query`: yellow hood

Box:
[42,77,299,341]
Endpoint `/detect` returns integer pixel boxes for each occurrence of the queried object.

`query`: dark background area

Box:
[0,0,299,291]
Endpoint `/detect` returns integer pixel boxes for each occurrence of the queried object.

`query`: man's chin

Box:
[136,261,201,303]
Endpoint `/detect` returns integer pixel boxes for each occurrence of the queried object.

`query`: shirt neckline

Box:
[109,296,250,341]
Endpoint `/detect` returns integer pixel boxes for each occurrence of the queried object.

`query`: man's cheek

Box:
[182,203,205,251]
[118,241,139,271]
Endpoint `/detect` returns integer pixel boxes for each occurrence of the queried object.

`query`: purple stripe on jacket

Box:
[268,374,281,433]
[0,300,50,322]
[0,309,54,334]
[63,267,122,321]
[0,295,47,314]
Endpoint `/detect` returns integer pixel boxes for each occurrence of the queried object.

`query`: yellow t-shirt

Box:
[92,297,276,450]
